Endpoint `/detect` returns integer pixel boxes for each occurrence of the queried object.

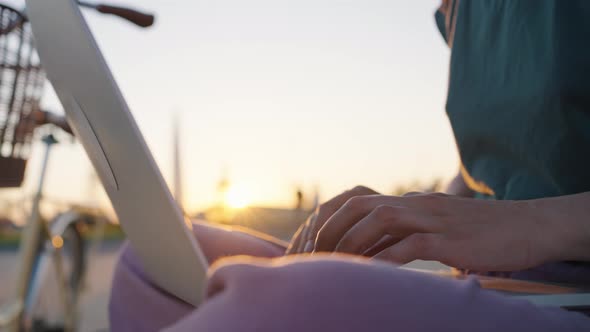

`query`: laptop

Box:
[25,0,209,305]
[26,0,590,311]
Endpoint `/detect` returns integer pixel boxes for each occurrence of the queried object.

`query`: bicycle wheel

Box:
[23,222,85,332]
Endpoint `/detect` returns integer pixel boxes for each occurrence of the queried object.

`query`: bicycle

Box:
[0,2,154,331]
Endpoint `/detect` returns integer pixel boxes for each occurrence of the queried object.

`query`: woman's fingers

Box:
[295,219,311,253]
[334,205,434,255]
[286,213,315,254]
[285,221,306,254]
[302,213,317,253]
[362,235,402,257]
[315,195,396,252]
[287,186,378,255]
[315,193,448,252]
[299,186,378,253]
[372,233,443,264]
[312,186,379,232]
[334,206,396,254]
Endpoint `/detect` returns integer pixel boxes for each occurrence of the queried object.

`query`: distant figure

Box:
[295,188,303,210]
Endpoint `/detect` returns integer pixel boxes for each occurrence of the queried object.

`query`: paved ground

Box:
[0,242,123,332]
[77,242,122,332]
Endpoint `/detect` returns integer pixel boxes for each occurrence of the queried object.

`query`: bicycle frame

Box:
[0,1,154,328]
[0,135,75,331]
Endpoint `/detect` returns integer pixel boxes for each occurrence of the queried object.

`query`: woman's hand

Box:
[286,186,379,255]
[313,193,581,272]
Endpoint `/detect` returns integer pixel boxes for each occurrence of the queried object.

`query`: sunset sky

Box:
[2,0,458,213]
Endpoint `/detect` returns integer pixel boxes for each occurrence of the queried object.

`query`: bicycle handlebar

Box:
[0,1,155,36]
[34,110,73,135]
[78,1,155,28]
[44,112,73,135]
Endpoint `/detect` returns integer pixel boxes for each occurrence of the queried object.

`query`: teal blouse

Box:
[436,0,590,200]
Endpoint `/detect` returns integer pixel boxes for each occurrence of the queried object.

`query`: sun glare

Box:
[225,185,251,209]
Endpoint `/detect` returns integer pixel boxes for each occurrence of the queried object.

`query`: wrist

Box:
[533,195,590,263]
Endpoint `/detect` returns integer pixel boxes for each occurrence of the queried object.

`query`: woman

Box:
[110,1,590,331]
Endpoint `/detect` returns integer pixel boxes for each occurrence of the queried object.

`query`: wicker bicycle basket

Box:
[0,4,46,188]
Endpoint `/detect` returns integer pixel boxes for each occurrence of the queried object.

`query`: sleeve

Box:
[435,0,460,48]
[435,1,449,44]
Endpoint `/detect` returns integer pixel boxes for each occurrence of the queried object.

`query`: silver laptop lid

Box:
[26,0,208,305]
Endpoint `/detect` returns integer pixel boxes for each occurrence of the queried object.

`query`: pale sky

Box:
[2,0,458,213]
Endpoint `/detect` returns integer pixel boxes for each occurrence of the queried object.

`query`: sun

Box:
[225,185,251,209]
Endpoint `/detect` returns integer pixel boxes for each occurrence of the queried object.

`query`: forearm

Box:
[532,192,590,263]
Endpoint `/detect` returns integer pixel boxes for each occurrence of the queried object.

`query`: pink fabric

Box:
[109,222,590,332]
